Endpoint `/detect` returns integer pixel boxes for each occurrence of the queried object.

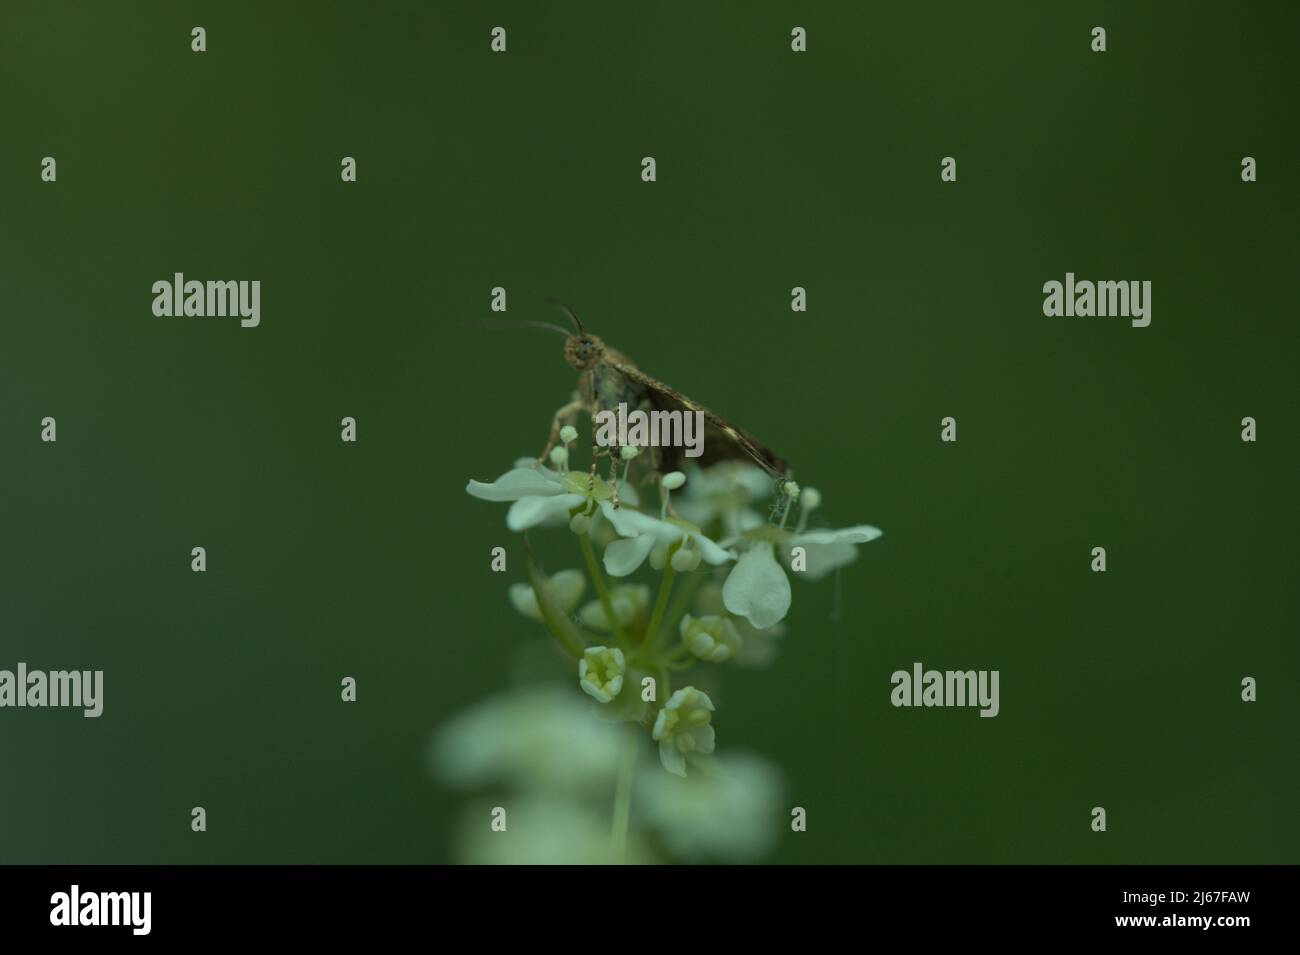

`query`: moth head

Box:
[564,333,605,371]
[549,302,603,370]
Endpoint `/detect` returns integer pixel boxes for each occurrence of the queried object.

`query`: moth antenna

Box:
[467,318,571,338]
[546,299,585,336]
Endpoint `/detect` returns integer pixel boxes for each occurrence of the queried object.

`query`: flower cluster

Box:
[468,449,882,777]
[433,685,785,863]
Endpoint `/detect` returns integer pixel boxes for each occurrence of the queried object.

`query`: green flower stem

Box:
[579,532,628,650]
[665,645,694,667]
[611,728,637,862]
[525,540,586,660]
[661,569,707,644]
[645,561,678,655]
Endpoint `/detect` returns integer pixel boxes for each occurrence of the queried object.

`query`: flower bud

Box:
[578,646,626,703]
[579,584,651,631]
[680,614,742,662]
[507,569,586,620]
[652,686,716,776]
[671,545,701,573]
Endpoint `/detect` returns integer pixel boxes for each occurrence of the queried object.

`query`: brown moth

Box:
[530,304,790,502]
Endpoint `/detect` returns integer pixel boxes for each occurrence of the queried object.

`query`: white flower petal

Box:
[580,584,651,629]
[602,503,668,540]
[506,493,585,531]
[508,570,585,620]
[507,582,541,620]
[794,524,882,546]
[694,724,716,755]
[545,569,586,612]
[511,457,564,478]
[658,738,687,777]
[734,468,776,500]
[603,533,656,577]
[693,533,736,566]
[722,543,792,630]
[793,539,860,581]
[467,468,564,502]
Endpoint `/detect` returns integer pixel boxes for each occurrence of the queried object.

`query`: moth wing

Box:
[607,361,789,478]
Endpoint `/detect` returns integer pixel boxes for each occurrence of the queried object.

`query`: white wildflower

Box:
[506,569,585,621]
[652,686,716,776]
[578,646,626,703]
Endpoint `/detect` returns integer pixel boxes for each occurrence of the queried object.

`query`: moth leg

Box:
[608,446,622,509]
[635,442,663,483]
[533,397,584,469]
[588,424,599,491]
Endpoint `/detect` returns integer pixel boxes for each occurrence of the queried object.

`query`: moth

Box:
[521,304,790,504]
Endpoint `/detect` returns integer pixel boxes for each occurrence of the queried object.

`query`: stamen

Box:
[796,486,821,533]
[620,445,638,486]
[778,480,800,530]
[661,470,685,520]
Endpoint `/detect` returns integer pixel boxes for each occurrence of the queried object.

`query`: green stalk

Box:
[525,548,586,660]
[580,532,627,650]
[661,568,707,642]
[610,729,637,862]
[665,645,694,669]
[645,561,677,655]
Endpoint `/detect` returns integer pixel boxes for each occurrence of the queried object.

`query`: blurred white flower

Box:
[783,524,883,582]
[454,798,651,865]
[432,685,623,794]
[578,583,650,632]
[637,753,784,861]
[781,485,881,581]
[676,462,774,528]
[507,569,585,621]
[652,686,716,776]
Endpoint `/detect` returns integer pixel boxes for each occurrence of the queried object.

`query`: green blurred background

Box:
[1,0,1296,863]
